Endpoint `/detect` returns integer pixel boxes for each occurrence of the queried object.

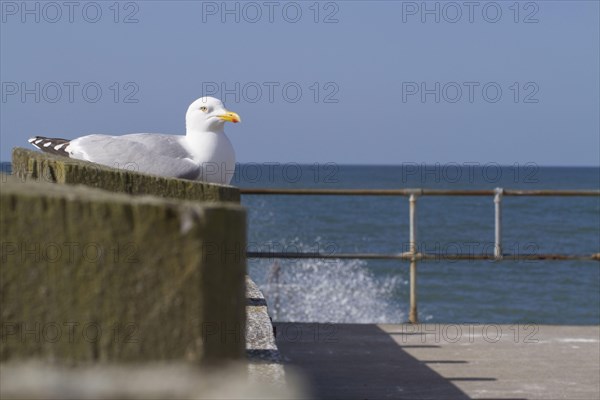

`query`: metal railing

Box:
[240,187,600,323]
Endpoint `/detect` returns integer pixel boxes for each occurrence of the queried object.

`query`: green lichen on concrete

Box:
[11,148,240,203]
[0,177,246,364]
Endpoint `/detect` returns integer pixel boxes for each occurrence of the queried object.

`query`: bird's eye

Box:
[200,106,208,112]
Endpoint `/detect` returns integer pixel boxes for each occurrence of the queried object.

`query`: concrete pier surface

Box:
[275,323,599,400]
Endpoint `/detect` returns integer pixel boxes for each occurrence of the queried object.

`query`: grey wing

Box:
[68,134,200,180]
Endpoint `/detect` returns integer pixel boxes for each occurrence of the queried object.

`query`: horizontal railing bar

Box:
[247,252,600,261]
[240,188,600,196]
[504,189,600,196]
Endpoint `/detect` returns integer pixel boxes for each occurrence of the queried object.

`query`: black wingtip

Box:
[28,136,71,157]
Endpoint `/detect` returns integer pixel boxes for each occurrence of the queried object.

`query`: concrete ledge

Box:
[0,362,305,399]
[0,176,246,364]
[0,279,297,398]
[11,148,240,203]
[245,277,285,385]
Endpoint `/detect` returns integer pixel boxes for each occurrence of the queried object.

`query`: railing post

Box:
[494,187,503,260]
[409,192,419,324]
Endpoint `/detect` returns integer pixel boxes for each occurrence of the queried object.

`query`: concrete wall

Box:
[1,176,246,364]
[11,148,240,203]
[1,148,292,396]
[245,277,286,386]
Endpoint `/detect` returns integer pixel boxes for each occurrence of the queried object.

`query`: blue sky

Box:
[1,0,599,166]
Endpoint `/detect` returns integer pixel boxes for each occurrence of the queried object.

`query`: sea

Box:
[3,162,599,324]
[236,163,600,325]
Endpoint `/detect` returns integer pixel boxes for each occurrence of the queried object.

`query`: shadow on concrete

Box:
[275,323,506,400]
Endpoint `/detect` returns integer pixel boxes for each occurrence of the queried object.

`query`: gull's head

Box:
[186,96,241,134]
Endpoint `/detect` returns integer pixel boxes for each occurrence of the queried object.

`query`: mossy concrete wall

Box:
[0,176,246,364]
[11,148,239,203]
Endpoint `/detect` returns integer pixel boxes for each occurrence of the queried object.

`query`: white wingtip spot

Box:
[54,144,65,150]
[43,142,52,147]
[28,138,36,143]
[35,139,43,144]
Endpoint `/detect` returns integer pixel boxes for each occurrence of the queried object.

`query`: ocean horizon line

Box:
[1,161,599,169]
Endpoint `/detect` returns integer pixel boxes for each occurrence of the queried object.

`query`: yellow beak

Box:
[218,111,241,124]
